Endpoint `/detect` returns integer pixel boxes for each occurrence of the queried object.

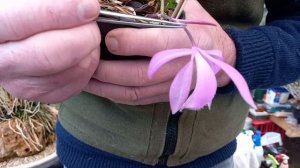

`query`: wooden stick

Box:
[171,0,184,18]
[176,0,188,19]
[160,0,165,15]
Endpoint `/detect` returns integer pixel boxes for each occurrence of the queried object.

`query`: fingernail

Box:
[106,37,119,53]
[78,0,99,21]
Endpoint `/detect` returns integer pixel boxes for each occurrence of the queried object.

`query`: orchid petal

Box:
[182,52,217,110]
[148,49,195,79]
[204,50,223,74]
[169,58,194,114]
[207,62,221,74]
[199,49,256,109]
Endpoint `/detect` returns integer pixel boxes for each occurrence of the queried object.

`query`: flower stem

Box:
[184,27,197,47]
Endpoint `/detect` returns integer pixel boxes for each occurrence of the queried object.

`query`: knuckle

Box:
[94,62,109,82]
[134,64,148,86]
[90,83,104,97]
[124,87,140,103]
[87,52,100,72]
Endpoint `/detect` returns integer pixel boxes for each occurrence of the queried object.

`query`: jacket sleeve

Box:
[222,0,300,91]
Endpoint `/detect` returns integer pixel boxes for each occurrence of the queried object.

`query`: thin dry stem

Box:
[176,0,188,19]
[99,0,179,17]
[171,0,184,18]
[160,0,165,15]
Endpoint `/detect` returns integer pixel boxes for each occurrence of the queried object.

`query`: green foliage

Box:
[166,0,177,10]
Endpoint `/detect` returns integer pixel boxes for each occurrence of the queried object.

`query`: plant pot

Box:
[97,11,185,60]
[97,0,185,60]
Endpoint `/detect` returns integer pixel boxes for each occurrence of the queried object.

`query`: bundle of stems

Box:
[98,0,186,18]
[0,88,56,152]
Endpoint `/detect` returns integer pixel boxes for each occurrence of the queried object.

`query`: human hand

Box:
[0,0,101,103]
[85,0,236,105]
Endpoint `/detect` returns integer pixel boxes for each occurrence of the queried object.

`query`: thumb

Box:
[0,0,100,43]
[105,0,215,57]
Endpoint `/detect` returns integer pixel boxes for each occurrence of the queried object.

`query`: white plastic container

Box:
[254,145,264,166]
[264,87,290,105]
[253,130,264,165]
[261,132,283,146]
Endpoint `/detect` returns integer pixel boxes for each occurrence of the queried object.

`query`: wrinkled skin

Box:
[85,0,237,105]
[0,0,101,103]
[0,0,236,106]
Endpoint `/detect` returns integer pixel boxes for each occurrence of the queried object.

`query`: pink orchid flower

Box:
[147,20,256,114]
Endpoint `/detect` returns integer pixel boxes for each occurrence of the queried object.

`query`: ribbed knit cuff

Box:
[220,28,275,92]
[56,121,236,168]
[56,121,151,168]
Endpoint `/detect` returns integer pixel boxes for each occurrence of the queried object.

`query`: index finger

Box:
[105,28,190,57]
[0,0,99,43]
[93,57,189,86]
